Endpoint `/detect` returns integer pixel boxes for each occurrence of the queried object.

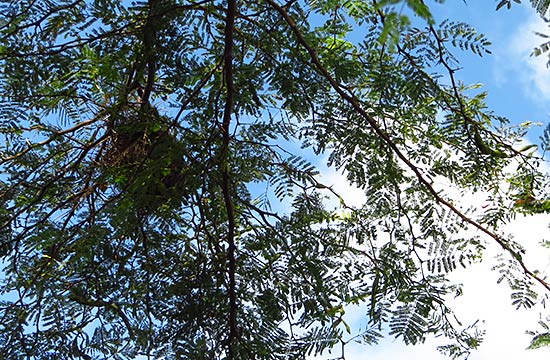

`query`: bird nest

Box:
[99,105,189,212]
[101,107,171,169]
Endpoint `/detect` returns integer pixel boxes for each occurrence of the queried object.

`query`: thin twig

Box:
[265,0,550,292]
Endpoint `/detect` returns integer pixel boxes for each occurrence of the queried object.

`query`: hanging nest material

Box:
[101,106,163,168]
[100,104,189,209]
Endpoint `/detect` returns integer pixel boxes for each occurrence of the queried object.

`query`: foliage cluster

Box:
[0,0,549,359]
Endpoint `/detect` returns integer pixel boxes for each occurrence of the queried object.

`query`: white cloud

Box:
[306,8,550,353]
[318,169,366,209]
[506,11,550,101]
[311,157,550,359]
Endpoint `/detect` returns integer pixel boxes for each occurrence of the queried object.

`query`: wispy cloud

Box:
[506,11,550,101]
[313,159,550,359]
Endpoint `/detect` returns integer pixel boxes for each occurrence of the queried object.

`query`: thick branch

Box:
[265,0,550,292]
[139,0,159,106]
[222,0,238,358]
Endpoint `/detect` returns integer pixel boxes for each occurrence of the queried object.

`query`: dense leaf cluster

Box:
[0,0,548,359]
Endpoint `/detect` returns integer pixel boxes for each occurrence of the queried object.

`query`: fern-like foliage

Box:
[540,122,550,152]
[527,320,550,349]
[530,0,550,16]
[496,0,550,16]
[390,303,429,345]
[498,0,550,62]
[438,20,492,57]
[528,333,550,349]
[0,0,547,359]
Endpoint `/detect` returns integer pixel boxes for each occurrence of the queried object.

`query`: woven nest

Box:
[99,107,189,208]
[101,108,169,168]
[102,125,153,168]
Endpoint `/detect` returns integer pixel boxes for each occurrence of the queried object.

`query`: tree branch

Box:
[265,0,550,292]
[222,0,238,357]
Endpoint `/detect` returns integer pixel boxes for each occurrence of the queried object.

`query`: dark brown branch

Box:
[265,0,550,292]
[139,0,160,106]
[221,0,238,358]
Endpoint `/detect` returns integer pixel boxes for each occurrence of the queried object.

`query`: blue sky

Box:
[310,1,550,359]
[433,1,550,142]
[2,2,549,359]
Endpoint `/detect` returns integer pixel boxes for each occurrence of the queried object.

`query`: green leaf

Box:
[528,333,550,349]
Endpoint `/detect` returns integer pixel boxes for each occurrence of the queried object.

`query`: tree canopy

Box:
[1,0,550,359]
